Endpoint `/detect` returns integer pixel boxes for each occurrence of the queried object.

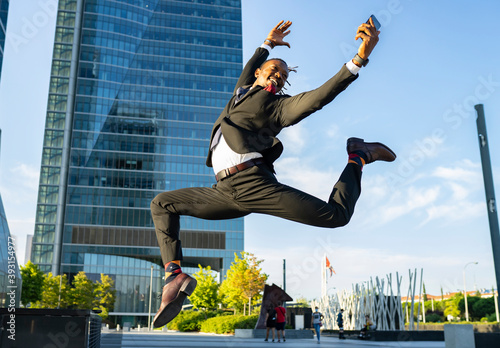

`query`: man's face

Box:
[253,60,288,93]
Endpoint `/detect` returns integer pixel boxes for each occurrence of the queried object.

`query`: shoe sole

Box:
[152,277,197,328]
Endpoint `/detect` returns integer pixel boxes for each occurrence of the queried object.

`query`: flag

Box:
[325,256,336,277]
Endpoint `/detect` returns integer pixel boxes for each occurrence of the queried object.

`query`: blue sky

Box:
[1,0,499,301]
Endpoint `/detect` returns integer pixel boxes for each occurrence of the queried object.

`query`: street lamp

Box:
[327,287,337,297]
[463,261,478,322]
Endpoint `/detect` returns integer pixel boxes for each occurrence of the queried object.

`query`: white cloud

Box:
[273,157,486,232]
[356,158,487,228]
[274,157,340,198]
[422,201,484,226]
[379,188,438,225]
[432,159,481,185]
[412,159,486,225]
[3,163,40,191]
[0,164,39,207]
[279,123,308,155]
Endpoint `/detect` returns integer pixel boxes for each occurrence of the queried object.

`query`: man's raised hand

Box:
[355,17,380,60]
[265,20,292,48]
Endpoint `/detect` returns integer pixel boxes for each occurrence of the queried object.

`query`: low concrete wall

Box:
[323,328,499,347]
[373,330,444,342]
[234,329,313,339]
[323,330,444,341]
[412,323,500,333]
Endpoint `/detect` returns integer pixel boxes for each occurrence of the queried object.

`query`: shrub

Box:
[486,313,498,322]
[426,313,444,323]
[168,310,206,332]
[234,315,259,330]
[167,310,233,332]
[201,314,258,334]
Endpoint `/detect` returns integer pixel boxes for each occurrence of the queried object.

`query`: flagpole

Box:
[322,254,327,299]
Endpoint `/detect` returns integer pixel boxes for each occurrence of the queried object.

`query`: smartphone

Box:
[367,14,381,30]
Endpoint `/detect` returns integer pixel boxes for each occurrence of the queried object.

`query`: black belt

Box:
[215,158,265,182]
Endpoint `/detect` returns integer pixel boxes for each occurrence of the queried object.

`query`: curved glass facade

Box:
[0,193,22,309]
[0,0,20,310]
[32,0,243,324]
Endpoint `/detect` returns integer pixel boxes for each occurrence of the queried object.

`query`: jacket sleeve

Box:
[273,64,358,127]
[233,47,270,94]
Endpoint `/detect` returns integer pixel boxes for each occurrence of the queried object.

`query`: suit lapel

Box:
[231,85,262,109]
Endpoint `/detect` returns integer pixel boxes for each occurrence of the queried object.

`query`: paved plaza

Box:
[101,331,446,348]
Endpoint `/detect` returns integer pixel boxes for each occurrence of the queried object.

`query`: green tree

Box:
[434,298,446,312]
[68,271,95,309]
[20,261,44,307]
[33,273,70,308]
[294,296,310,308]
[29,270,116,317]
[219,252,267,315]
[471,297,495,320]
[189,265,220,312]
[94,273,116,319]
[459,294,481,320]
[444,293,462,320]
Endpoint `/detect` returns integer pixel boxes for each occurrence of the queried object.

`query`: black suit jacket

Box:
[206,47,358,171]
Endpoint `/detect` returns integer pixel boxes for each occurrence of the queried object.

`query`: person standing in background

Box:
[337,308,346,340]
[312,306,324,343]
[275,301,286,342]
[264,305,277,342]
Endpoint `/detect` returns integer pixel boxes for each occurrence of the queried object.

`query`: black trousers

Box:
[150,162,362,265]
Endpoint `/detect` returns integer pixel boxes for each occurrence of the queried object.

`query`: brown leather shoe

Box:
[347,137,396,164]
[152,273,197,328]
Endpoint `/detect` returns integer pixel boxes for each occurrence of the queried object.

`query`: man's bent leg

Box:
[326,163,362,226]
[151,186,248,264]
[150,186,248,327]
[150,195,183,266]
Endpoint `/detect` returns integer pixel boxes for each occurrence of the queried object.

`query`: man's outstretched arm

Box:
[275,18,380,126]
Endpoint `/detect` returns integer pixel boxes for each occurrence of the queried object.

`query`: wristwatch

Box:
[353,53,369,67]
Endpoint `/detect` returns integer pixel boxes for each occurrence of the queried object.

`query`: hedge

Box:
[200,314,258,334]
[167,310,231,332]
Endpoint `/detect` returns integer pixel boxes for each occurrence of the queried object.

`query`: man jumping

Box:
[151,18,395,328]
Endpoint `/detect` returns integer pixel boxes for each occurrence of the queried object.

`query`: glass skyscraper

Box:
[0,191,22,308]
[31,0,243,325]
[0,0,8,80]
[0,0,21,309]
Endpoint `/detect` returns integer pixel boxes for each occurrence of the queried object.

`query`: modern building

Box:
[0,1,21,309]
[0,190,22,309]
[31,0,243,325]
[0,0,8,80]
[25,234,33,263]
